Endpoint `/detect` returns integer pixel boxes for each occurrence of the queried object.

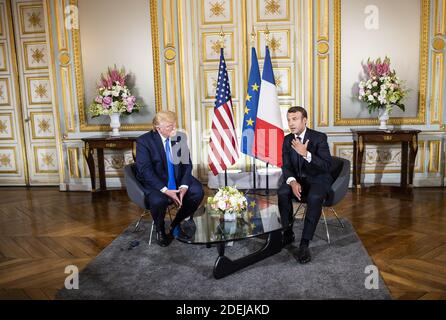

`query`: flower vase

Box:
[378,108,390,130]
[223,212,236,221]
[109,113,121,136]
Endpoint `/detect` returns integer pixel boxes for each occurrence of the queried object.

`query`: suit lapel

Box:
[152,131,167,172]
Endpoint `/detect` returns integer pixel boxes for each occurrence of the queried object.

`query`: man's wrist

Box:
[161,186,168,193]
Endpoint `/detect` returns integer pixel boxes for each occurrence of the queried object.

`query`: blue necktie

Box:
[165,138,177,190]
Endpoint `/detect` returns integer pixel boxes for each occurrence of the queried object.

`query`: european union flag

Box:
[241,47,261,158]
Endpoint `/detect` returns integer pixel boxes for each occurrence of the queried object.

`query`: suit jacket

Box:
[281,128,332,185]
[135,130,193,195]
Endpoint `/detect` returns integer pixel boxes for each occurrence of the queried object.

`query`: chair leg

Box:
[148,221,154,246]
[133,210,149,232]
[330,207,345,228]
[321,209,330,244]
[293,203,303,218]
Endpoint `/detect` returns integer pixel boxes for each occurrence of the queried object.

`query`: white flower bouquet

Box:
[358,57,408,114]
[207,186,247,220]
[87,65,142,118]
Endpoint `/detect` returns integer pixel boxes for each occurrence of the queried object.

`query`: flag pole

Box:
[266,162,269,195]
[253,160,257,192]
[224,170,228,187]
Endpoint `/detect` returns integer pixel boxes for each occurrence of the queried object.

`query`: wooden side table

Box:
[351,129,421,189]
[82,136,138,192]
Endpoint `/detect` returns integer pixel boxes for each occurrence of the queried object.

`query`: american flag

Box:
[208,48,239,175]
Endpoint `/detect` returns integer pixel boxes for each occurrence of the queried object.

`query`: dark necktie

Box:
[295,135,303,178]
[165,138,177,190]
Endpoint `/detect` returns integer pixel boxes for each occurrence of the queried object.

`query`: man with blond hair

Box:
[135,111,204,247]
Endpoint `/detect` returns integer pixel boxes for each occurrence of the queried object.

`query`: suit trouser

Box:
[278,179,330,241]
[145,177,204,231]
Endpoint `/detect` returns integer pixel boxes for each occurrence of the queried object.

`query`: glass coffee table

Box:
[175,197,286,279]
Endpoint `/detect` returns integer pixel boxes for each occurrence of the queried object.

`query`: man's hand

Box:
[292,138,309,158]
[290,180,302,200]
[165,189,181,207]
[179,187,188,207]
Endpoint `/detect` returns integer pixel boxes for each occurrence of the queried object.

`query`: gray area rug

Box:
[57,218,391,300]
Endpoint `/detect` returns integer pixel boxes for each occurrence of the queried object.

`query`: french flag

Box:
[252,46,284,167]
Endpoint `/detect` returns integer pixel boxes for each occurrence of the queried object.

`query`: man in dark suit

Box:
[279,106,332,264]
[135,111,204,247]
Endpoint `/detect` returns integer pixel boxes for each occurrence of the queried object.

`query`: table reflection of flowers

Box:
[207,186,248,221]
[209,209,261,241]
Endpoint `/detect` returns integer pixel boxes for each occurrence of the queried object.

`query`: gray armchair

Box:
[293,156,351,244]
[124,163,175,245]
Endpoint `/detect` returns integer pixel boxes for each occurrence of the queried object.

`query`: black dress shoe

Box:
[156,230,171,247]
[296,245,311,264]
[282,229,295,247]
[182,219,197,238]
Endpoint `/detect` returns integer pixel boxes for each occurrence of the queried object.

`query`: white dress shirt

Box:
[286,127,312,185]
[158,132,188,193]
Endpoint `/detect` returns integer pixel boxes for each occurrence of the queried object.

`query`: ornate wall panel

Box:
[12,0,59,185]
[0,0,28,185]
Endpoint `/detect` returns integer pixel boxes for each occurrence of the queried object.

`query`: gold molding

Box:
[434,0,446,36]
[26,76,52,105]
[0,3,4,37]
[0,146,18,174]
[67,147,80,178]
[46,0,67,184]
[202,31,235,62]
[316,0,329,41]
[18,3,46,36]
[7,0,29,184]
[178,0,186,129]
[33,145,59,174]
[274,67,292,96]
[428,140,441,173]
[204,68,236,100]
[0,42,7,72]
[257,28,291,60]
[334,0,429,126]
[430,52,444,124]
[29,111,55,140]
[307,0,314,128]
[0,77,11,106]
[72,0,161,132]
[163,0,175,47]
[333,142,425,174]
[0,112,14,140]
[22,40,48,71]
[201,0,234,25]
[317,55,329,126]
[256,0,290,22]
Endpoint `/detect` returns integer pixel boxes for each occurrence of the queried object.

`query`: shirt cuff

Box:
[286,177,297,185]
[303,151,312,163]
[160,187,168,193]
[179,185,189,190]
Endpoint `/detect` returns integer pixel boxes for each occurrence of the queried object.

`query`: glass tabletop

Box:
[176,196,285,245]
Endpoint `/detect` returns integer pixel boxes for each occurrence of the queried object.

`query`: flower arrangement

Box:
[207,186,248,217]
[358,57,408,114]
[87,66,142,118]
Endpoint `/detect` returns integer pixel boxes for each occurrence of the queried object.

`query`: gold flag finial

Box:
[219,26,226,49]
[265,24,270,46]
[250,26,256,46]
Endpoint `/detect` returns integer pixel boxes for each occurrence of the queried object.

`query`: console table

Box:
[82,136,138,192]
[351,129,421,189]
